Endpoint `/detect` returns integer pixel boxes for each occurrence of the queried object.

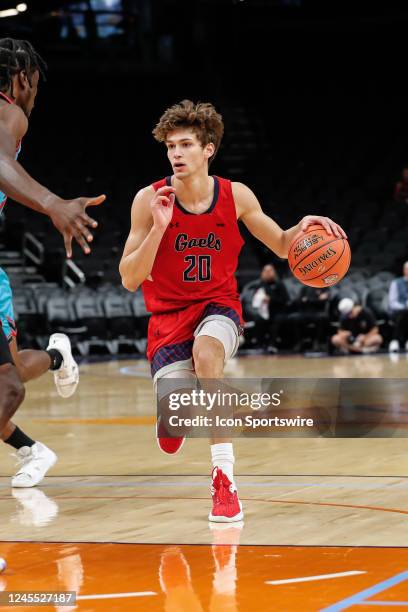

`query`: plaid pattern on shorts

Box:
[150,302,242,378]
[151,339,194,378]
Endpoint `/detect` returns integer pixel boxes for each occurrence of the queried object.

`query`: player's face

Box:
[17,69,39,118]
[165,129,214,178]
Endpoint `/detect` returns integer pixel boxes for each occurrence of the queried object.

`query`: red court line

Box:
[2,495,407,515]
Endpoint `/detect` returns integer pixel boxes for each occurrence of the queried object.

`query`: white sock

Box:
[211,443,235,488]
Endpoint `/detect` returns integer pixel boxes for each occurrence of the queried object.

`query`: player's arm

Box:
[0,104,105,257]
[119,185,175,292]
[233,182,346,259]
[0,104,55,212]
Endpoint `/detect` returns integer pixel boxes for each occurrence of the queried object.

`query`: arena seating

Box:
[1,91,406,354]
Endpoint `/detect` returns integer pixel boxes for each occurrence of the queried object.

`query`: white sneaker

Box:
[11,442,57,488]
[47,333,79,398]
[389,340,400,353]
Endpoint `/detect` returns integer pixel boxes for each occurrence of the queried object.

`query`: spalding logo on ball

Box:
[288,224,351,288]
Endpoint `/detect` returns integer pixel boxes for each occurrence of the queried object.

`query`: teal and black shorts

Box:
[0,267,17,342]
[0,324,13,365]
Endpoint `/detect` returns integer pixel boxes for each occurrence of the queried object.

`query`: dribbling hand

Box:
[300,215,347,239]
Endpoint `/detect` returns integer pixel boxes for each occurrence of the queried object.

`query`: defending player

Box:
[119,100,345,521]
[0,38,105,487]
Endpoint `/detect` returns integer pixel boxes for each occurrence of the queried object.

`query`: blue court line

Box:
[321,570,408,611]
[362,603,408,607]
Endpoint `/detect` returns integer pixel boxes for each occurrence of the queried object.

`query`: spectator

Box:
[394,167,408,204]
[289,286,331,352]
[331,298,383,354]
[388,261,408,352]
[251,264,289,352]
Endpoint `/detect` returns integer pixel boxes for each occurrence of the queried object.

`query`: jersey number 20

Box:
[183,255,211,282]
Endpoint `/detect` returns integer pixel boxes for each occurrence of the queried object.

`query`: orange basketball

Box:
[288,224,351,288]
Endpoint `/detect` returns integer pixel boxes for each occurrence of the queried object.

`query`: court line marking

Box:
[266,570,366,585]
[2,480,408,490]
[2,474,406,479]
[33,417,157,425]
[362,604,408,607]
[321,569,408,611]
[77,591,157,600]
[0,540,407,549]
[1,494,406,515]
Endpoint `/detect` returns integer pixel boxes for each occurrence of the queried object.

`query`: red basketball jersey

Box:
[142,175,244,318]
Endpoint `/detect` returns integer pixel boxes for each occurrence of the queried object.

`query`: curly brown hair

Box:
[152,99,224,164]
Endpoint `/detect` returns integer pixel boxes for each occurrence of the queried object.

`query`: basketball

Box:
[288,224,351,288]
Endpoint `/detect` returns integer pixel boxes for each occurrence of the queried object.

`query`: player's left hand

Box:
[300,215,347,239]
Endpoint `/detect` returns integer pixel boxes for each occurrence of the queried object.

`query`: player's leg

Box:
[0,270,25,429]
[5,341,59,486]
[155,362,197,455]
[149,308,198,455]
[0,268,78,396]
[0,326,25,433]
[1,340,58,487]
[1,415,57,488]
[193,315,243,522]
[9,337,55,382]
[193,333,234,476]
[9,335,79,398]
[0,274,58,486]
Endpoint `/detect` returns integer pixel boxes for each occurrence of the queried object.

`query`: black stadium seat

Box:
[103,294,139,353]
[73,294,110,355]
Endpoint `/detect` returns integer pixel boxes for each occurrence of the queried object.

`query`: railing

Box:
[62,259,85,289]
[22,232,44,268]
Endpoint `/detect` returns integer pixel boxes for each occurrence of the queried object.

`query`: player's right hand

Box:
[150,186,176,232]
[48,194,106,258]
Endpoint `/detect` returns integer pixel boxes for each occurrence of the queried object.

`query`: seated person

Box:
[388,261,408,352]
[289,286,331,352]
[251,264,289,351]
[331,298,383,354]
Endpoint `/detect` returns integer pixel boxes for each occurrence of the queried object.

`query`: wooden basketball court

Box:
[1,353,408,610]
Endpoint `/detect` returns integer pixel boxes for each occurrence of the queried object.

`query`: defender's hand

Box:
[49,194,106,258]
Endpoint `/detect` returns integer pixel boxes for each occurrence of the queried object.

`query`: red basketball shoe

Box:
[209,467,244,522]
[156,417,185,455]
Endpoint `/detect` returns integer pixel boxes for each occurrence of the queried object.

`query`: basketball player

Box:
[119,100,346,521]
[0,38,105,487]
